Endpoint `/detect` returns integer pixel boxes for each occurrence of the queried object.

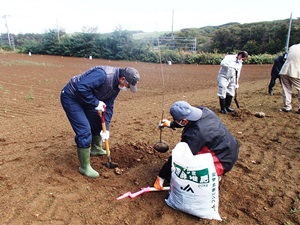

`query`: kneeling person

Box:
[154,101,239,189]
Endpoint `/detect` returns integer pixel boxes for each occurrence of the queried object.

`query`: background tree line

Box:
[1,18,299,64]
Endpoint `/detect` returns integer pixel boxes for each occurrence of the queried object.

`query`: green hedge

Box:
[158,51,279,65]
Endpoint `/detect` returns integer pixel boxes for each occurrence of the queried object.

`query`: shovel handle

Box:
[98,108,110,158]
[98,106,106,124]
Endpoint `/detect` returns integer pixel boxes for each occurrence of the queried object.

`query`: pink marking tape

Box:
[117,186,170,200]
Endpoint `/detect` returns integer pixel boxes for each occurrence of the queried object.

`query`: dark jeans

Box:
[268,74,281,91]
[60,89,101,148]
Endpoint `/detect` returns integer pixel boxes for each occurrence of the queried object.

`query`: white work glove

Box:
[100,130,110,142]
[95,101,106,111]
[154,176,165,190]
[158,119,171,128]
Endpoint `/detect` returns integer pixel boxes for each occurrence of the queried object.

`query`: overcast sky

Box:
[0,0,299,34]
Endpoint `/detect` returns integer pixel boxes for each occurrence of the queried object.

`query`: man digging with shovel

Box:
[217,51,248,114]
[61,66,140,178]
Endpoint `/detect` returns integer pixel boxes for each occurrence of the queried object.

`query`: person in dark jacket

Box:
[60,66,140,178]
[153,101,239,189]
[268,54,286,95]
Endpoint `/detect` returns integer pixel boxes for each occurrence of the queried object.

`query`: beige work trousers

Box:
[280,75,300,110]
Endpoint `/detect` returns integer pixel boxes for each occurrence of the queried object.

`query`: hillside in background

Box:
[133,19,300,54]
[1,19,300,60]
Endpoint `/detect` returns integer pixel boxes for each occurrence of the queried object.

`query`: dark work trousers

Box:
[60,90,102,148]
[268,74,282,92]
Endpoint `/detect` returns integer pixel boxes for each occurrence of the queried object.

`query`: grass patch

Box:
[25,87,34,100]
[0,59,58,67]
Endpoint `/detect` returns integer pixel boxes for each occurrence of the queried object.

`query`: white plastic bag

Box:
[165,142,222,221]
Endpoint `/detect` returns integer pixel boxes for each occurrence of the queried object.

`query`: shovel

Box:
[234,72,240,109]
[234,88,240,109]
[98,108,118,169]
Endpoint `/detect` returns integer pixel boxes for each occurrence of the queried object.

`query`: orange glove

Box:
[154,176,165,190]
[158,119,171,128]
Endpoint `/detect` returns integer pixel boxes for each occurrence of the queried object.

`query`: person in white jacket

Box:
[217,51,248,114]
[279,43,300,113]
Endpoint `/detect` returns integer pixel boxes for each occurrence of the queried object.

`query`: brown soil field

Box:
[0,52,299,225]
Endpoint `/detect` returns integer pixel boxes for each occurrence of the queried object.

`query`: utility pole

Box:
[285,12,293,54]
[2,15,12,47]
[171,9,174,49]
[56,17,60,41]
[171,9,174,36]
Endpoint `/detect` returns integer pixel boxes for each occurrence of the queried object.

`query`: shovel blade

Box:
[103,161,118,169]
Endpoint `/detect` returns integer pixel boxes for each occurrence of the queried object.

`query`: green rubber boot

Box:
[90,135,107,156]
[77,147,99,178]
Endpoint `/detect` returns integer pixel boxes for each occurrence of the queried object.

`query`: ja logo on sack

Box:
[180,184,194,193]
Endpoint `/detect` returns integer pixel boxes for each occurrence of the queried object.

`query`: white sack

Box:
[165,142,221,221]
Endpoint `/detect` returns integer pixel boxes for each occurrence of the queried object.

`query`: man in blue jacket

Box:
[61,66,140,178]
[154,101,239,189]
